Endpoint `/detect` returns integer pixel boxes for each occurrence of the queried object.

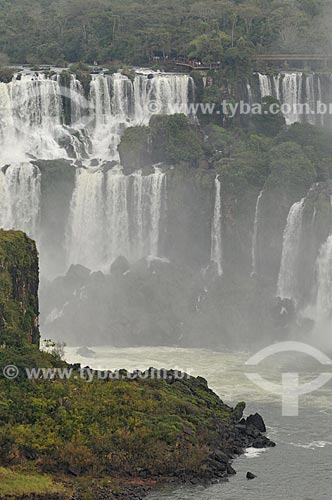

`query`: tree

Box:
[251,96,286,137]
[188,30,231,63]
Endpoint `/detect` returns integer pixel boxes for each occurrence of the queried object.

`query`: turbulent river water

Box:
[65,345,332,500]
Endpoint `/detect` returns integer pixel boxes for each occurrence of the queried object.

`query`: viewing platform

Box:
[253,54,331,62]
[253,54,332,70]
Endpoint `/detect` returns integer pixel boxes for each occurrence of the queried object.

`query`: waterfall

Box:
[0,163,41,238]
[66,166,166,271]
[131,168,165,260]
[305,74,316,125]
[251,190,263,276]
[0,82,15,150]
[316,235,332,321]
[133,72,190,124]
[317,76,325,127]
[0,69,192,165]
[0,74,65,162]
[258,72,303,123]
[281,73,303,124]
[255,72,332,126]
[90,74,115,159]
[105,166,130,264]
[0,68,190,275]
[273,74,281,102]
[149,168,165,256]
[66,167,105,271]
[258,74,272,98]
[211,176,223,276]
[277,198,305,301]
[0,168,11,229]
[246,82,253,106]
[69,74,86,126]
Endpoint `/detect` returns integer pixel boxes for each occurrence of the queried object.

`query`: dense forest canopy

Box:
[0,0,331,65]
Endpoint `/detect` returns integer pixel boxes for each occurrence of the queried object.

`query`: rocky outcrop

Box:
[0,230,39,347]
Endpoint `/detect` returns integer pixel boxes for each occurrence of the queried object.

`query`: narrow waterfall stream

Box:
[316,234,332,321]
[210,176,223,276]
[277,198,305,301]
[251,190,263,276]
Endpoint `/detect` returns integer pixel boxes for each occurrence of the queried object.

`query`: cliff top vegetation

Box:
[0,0,330,69]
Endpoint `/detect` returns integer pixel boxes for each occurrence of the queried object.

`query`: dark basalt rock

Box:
[226,464,237,475]
[90,158,100,166]
[246,412,267,432]
[210,449,229,464]
[246,471,257,480]
[253,435,276,448]
[110,255,130,276]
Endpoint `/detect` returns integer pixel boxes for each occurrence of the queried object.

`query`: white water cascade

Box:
[132,168,166,260]
[105,167,130,264]
[282,73,303,124]
[0,163,41,239]
[254,72,331,126]
[134,72,191,121]
[277,198,305,301]
[210,176,223,276]
[0,68,190,274]
[305,74,316,125]
[315,235,332,322]
[0,69,193,165]
[0,74,65,163]
[258,74,272,98]
[66,166,166,271]
[66,167,105,271]
[251,190,263,276]
[87,71,192,160]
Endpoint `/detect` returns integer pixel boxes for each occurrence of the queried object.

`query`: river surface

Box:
[65,345,332,500]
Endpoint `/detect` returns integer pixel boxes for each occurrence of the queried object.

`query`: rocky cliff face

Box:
[0,230,39,347]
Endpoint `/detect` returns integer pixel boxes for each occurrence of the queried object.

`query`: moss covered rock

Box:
[118,126,151,169]
[118,115,204,169]
[0,230,39,347]
[0,67,14,83]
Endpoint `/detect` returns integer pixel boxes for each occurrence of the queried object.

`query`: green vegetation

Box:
[0,351,234,478]
[118,113,332,201]
[119,114,204,167]
[118,126,151,169]
[0,467,65,496]
[0,66,14,83]
[266,142,316,197]
[0,0,329,70]
[0,225,238,482]
[0,230,39,348]
[251,96,286,137]
[150,115,204,164]
[0,230,248,494]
